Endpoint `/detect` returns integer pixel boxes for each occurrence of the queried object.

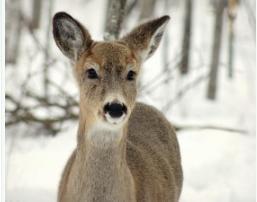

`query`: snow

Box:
[5,0,255,201]
[6,126,256,202]
[6,124,76,202]
[179,130,255,202]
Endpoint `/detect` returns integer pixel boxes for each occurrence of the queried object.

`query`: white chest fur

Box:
[86,122,124,147]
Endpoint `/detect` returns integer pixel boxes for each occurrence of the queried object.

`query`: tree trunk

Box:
[227,0,237,78]
[31,0,42,29]
[139,0,156,20]
[5,0,22,64]
[228,17,235,78]
[206,0,225,100]
[104,0,127,41]
[43,0,54,98]
[125,0,138,18]
[162,0,171,75]
[180,0,193,74]
[137,0,156,90]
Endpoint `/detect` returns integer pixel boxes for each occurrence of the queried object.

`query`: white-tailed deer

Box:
[53,12,183,202]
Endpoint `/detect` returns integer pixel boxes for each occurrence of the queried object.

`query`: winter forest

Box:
[5,0,256,201]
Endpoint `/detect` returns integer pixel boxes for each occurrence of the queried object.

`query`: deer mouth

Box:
[104,113,126,125]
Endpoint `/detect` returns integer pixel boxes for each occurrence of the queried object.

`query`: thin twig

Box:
[162,74,208,111]
[174,124,248,134]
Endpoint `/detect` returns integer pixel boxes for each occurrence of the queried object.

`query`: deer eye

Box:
[127,71,136,81]
[86,68,98,79]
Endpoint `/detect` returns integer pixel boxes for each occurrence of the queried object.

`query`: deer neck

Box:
[75,114,135,202]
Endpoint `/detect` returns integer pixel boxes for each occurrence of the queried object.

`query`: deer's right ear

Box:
[53,12,93,61]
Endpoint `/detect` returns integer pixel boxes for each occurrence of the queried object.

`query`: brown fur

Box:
[53,12,183,202]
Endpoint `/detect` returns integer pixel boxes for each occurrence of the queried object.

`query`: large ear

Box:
[52,12,93,61]
[121,15,170,62]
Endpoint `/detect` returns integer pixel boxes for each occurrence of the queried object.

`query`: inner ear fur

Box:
[52,12,93,61]
[121,15,170,62]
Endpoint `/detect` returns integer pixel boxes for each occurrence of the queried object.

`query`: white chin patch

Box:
[105,113,126,125]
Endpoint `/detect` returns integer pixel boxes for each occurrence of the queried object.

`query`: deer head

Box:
[53,12,170,131]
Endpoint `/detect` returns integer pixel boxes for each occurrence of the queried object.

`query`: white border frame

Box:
[1,0,5,201]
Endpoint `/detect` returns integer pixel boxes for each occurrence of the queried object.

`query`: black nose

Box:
[104,103,127,118]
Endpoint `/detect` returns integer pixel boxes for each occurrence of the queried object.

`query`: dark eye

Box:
[127,71,136,81]
[87,68,98,79]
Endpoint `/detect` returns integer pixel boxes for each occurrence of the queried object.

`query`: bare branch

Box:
[162,74,208,111]
[174,124,248,134]
[6,92,78,135]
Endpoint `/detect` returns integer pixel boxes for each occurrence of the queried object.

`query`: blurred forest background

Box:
[6,0,256,201]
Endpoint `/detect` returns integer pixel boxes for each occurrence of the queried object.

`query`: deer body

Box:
[53,12,183,202]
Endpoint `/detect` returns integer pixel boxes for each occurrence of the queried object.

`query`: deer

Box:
[52,12,183,202]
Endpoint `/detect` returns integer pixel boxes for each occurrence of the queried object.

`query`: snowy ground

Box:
[6,0,255,201]
[6,125,256,202]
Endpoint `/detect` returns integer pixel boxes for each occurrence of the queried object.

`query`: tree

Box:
[139,0,156,20]
[30,0,42,29]
[43,0,54,97]
[207,0,225,100]
[104,0,127,41]
[162,0,171,75]
[227,0,238,78]
[5,0,22,64]
[180,0,193,74]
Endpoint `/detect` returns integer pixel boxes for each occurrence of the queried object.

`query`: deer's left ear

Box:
[121,15,170,62]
